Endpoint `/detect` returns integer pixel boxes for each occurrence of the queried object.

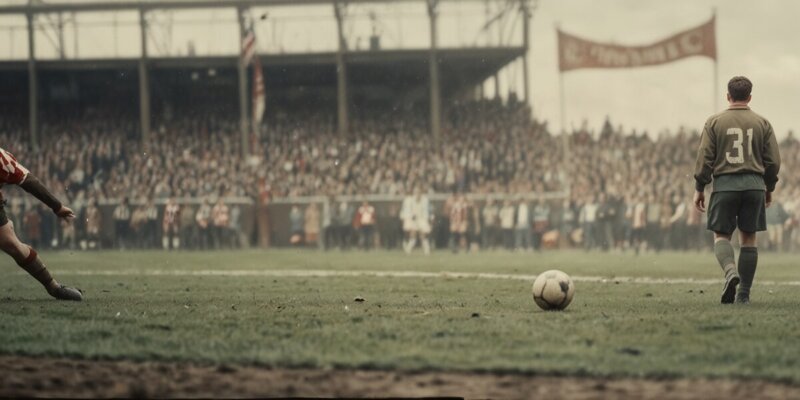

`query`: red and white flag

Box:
[241,29,256,66]
[252,55,265,125]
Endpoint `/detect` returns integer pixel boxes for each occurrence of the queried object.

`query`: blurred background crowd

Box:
[1,98,798,252]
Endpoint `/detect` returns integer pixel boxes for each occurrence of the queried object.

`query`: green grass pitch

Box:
[1,249,799,383]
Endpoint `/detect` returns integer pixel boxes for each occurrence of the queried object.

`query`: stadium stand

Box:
[0,1,796,253]
[1,101,798,252]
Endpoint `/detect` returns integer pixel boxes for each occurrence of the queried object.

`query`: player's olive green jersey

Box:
[693,105,781,192]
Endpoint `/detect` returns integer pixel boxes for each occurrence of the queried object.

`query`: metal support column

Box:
[334,1,349,136]
[520,0,531,107]
[138,9,151,148]
[72,12,78,57]
[26,12,38,149]
[237,7,250,157]
[427,0,441,145]
[493,0,501,99]
[57,12,65,59]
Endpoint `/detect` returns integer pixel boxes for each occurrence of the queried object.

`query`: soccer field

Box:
[2,249,800,397]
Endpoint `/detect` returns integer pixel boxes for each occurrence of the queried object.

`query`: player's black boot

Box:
[720,274,739,304]
[48,285,83,301]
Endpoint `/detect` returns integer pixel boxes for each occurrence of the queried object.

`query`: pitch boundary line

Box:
[46,269,800,286]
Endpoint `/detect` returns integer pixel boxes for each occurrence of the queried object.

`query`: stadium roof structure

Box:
[0,0,509,14]
[3,0,535,155]
[0,47,522,99]
[0,48,522,88]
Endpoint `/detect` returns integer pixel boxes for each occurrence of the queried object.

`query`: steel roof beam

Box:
[0,0,504,15]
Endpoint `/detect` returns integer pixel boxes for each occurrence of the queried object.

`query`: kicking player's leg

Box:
[0,221,82,301]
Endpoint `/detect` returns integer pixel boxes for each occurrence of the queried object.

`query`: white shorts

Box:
[403,219,431,234]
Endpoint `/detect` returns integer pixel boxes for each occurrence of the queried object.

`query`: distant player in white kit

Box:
[401,187,432,255]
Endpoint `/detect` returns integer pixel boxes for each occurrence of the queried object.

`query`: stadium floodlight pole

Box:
[26,11,38,150]
[139,8,152,150]
[427,0,441,146]
[334,0,349,137]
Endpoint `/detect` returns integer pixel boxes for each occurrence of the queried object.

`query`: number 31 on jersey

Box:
[726,128,753,164]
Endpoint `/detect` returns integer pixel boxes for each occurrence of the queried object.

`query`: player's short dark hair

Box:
[728,76,752,102]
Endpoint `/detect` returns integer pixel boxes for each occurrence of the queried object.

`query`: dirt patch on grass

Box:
[1,355,798,399]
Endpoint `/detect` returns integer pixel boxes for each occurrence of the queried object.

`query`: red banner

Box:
[558,17,716,72]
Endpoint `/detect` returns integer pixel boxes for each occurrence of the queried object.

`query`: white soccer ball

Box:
[532,269,575,311]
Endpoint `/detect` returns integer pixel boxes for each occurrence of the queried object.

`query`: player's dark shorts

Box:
[707,190,766,234]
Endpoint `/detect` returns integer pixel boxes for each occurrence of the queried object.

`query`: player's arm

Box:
[762,122,781,193]
[762,122,781,208]
[0,150,74,220]
[19,174,74,220]
[693,120,716,193]
[692,120,716,212]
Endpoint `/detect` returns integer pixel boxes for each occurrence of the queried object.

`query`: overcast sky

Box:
[534,0,800,138]
[1,0,798,137]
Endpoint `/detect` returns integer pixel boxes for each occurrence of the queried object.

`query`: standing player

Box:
[401,187,432,255]
[356,200,376,250]
[211,198,230,249]
[447,193,468,253]
[627,195,647,254]
[84,196,102,250]
[195,198,212,250]
[693,76,781,304]
[481,198,499,249]
[0,148,82,301]
[162,196,181,250]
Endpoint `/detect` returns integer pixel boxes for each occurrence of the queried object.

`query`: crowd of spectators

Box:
[1,98,799,252]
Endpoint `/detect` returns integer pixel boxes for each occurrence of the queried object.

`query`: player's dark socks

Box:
[738,247,758,299]
[16,247,82,301]
[15,247,54,288]
[714,240,737,278]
